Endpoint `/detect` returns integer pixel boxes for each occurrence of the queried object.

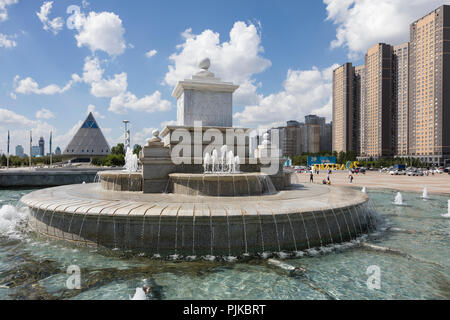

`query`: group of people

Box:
[307,168,355,185]
[309,169,332,185]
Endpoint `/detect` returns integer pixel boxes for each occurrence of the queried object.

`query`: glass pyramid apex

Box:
[81,113,99,129]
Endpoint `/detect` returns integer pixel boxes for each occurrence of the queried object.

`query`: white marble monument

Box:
[172,58,239,127]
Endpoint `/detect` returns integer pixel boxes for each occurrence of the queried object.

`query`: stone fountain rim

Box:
[97,170,142,177]
[20,183,369,217]
[169,172,269,181]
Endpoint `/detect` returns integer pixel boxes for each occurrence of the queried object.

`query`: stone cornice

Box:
[172,79,240,99]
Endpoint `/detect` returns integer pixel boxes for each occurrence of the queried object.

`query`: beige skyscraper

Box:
[332,63,354,153]
[393,42,410,156]
[354,65,365,156]
[360,43,393,158]
[409,5,450,166]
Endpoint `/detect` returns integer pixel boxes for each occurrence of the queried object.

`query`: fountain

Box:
[97,146,142,192]
[124,147,139,173]
[19,58,374,259]
[422,187,429,199]
[442,200,450,218]
[362,187,367,193]
[394,192,404,206]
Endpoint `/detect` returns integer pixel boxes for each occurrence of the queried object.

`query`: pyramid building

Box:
[64,112,111,158]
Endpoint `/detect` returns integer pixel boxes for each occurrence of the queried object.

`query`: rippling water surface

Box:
[0,187,448,300]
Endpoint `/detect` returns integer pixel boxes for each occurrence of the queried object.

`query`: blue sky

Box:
[0,0,447,154]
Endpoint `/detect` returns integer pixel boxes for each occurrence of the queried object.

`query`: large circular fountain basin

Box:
[20,183,372,257]
[169,173,276,196]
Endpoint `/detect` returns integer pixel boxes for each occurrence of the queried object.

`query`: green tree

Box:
[133,144,142,156]
[111,143,125,156]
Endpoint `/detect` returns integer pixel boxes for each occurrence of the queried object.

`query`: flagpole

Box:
[7,130,10,170]
[29,130,32,170]
[50,131,53,167]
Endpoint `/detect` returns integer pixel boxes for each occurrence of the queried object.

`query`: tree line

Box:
[91,143,142,167]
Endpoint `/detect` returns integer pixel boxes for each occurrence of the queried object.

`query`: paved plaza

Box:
[297,171,450,195]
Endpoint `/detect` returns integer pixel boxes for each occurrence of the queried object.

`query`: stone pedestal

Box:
[161,125,252,163]
[172,58,239,127]
[140,131,173,193]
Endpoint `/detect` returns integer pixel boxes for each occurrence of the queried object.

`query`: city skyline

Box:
[1,1,449,155]
[332,4,450,166]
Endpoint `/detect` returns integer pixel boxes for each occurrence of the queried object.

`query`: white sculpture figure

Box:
[203,152,211,173]
[124,147,139,172]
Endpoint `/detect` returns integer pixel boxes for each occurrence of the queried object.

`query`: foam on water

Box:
[224,256,237,262]
[130,288,147,300]
[0,205,30,239]
[169,254,181,260]
[294,251,305,257]
[441,200,450,218]
[203,255,216,261]
[277,252,291,259]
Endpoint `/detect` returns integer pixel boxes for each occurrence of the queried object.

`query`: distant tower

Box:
[55,147,61,155]
[39,136,45,156]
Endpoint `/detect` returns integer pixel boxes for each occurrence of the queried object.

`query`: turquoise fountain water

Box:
[0,188,448,300]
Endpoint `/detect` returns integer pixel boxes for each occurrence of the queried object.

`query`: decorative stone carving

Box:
[146,129,163,146]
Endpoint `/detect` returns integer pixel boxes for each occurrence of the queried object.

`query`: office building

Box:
[409,5,450,165]
[354,65,365,155]
[38,136,45,157]
[31,146,40,157]
[15,145,24,158]
[393,42,410,156]
[332,63,355,153]
[360,43,393,158]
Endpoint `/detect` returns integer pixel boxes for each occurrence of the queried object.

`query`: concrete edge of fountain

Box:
[19,183,369,217]
[19,183,372,256]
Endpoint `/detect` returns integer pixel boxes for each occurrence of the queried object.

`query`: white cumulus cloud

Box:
[81,56,127,98]
[86,104,105,119]
[133,127,157,146]
[35,108,55,119]
[324,0,449,58]
[76,56,171,114]
[164,21,271,106]
[0,32,16,48]
[109,91,171,114]
[14,75,76,95]
[36,1,64,35]
[0,108,36,126]
[234,64,339,129]
[145,49,157,58]
[72,10,126,56]
[0,0,18,22]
